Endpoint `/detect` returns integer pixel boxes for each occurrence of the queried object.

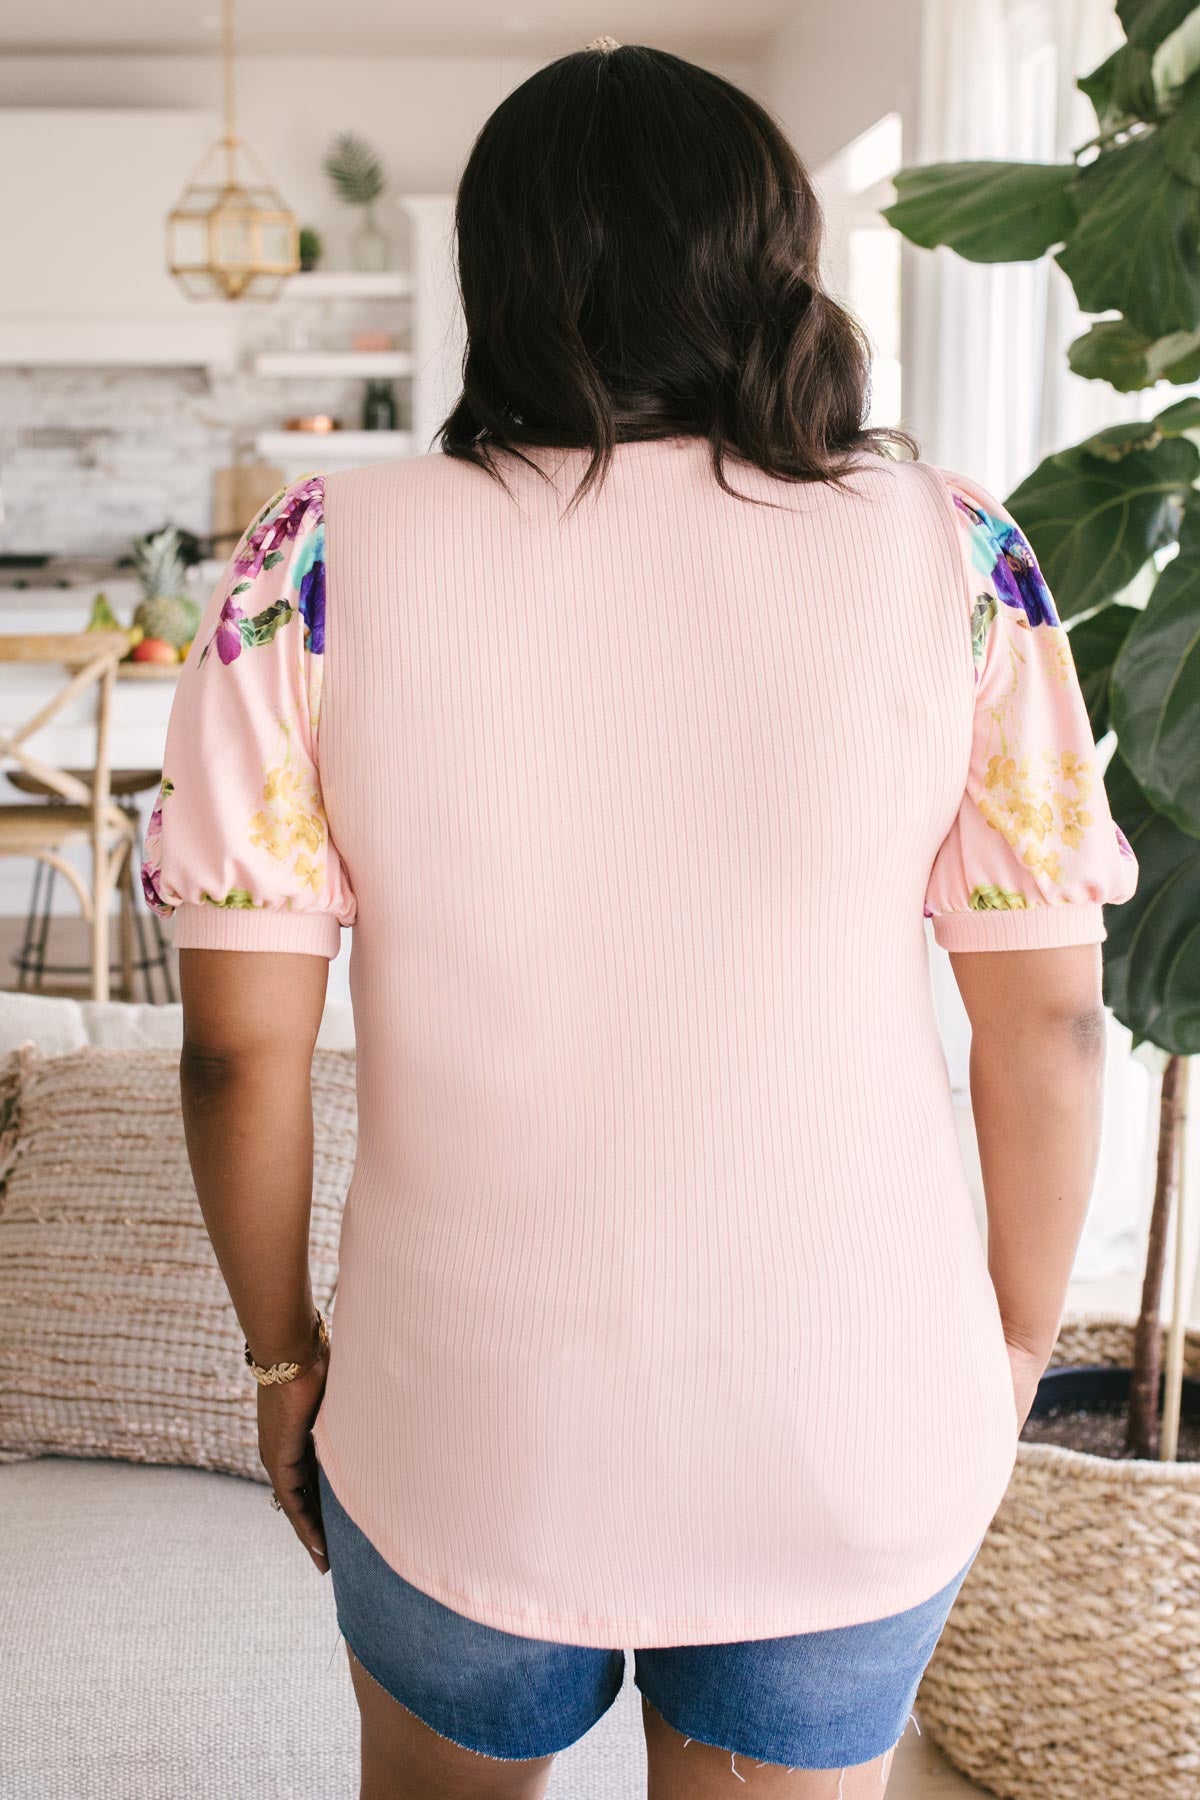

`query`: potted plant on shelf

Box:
[323,132,392,272]
[885,4,1200,1795]
[298,226,324,273]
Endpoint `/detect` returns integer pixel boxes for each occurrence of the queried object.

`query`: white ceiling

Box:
[0,0,784,57]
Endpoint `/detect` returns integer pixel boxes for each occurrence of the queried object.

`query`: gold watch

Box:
[244,1309,330,1386]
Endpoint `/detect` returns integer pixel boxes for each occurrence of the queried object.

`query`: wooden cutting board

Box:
[211,462,284,560]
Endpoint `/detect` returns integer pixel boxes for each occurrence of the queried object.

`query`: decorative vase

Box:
[351,203,392,273]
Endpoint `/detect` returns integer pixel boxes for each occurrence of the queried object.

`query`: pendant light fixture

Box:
[166,0,298,300]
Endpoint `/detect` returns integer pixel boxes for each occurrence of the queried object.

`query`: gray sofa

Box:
[4,1455,654,1799]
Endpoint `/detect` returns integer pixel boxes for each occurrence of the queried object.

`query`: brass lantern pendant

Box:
[167,0,298,300]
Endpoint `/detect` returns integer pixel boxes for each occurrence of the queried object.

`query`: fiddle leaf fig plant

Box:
[885,0,1200,1459]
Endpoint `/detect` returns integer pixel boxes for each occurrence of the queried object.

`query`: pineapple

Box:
[132,529,202,651]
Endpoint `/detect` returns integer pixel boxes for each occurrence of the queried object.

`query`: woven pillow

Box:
[0,1042,355,1483]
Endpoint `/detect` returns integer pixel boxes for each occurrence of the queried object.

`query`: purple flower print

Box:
[235,476,324,581]
[299,555,325,655]
[141,859,167,912]
[214,595,247,665]
[954,493,1060,630]
[140,778,173,916]
[1114,823,1135,860]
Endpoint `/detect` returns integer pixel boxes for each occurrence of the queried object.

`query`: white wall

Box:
[757,0,922,170]
[0,49,760,268]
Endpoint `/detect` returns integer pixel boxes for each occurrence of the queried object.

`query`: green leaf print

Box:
[200,888,257,909]
[970,593,998,669]
[239,600,297,650]
[261,550,285,572]
[968,884,1028,911]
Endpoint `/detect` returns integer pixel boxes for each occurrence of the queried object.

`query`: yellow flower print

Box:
[248,809,294,861]
[977,736,1098,881]
[262,767,298,804]
[248,717,329,895]
[293,853,326,894]
[971,618,1105,889]
[1059,796,1094,850]
[1051,634,1072,684]
[1056,750,1093,790]
[983,754,1018,793]
[1022,843,1063,885]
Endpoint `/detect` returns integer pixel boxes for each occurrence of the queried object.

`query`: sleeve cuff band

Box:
[169,902,343,959]
[931,901,1107,953]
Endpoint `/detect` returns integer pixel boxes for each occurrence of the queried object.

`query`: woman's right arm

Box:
[922,467,1140,1424]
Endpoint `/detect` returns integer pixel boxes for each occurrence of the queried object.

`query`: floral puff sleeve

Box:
[140,474,355,958]
[924,468,1138,952]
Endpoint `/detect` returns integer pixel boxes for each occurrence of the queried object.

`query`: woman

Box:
[143,39,1137,1800]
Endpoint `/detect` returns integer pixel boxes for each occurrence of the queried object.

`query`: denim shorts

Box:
[316,1459,972,1772]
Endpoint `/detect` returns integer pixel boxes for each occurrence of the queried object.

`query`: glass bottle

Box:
[362,380,398,432]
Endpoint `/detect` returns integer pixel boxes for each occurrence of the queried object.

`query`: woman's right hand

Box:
[258,1352,331,1573]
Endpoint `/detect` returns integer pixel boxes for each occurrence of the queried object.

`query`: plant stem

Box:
[1127,1054,1185,1458]
[1160,1058,1191,1462]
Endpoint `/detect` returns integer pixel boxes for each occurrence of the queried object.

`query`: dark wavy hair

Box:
[438,42,917,509]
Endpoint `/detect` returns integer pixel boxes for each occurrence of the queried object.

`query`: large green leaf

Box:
[1081,419,1172,458]
[883,161,1076,262]
[1102,751,1200,1054]
[1004,435,1197,617]
[1110,488,1200,834]
[1079,44,1158,129]
[1067,319,1200,390]
[1118,0,1198,53]
[1155,393,1200,432]
[1081,0,1200,123]
[1068,604,1142,736]
[1057,81,1200,337]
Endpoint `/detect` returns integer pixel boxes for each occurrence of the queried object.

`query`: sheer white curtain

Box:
[904,0,1167,1285]
[903,0,1128,488]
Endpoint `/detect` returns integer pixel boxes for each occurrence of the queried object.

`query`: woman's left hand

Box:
[258,1355,330,1573]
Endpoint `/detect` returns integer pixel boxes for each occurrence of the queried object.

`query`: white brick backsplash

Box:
[0,293,414,555]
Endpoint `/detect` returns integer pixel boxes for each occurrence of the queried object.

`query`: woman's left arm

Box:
[178,947,332,1570]
[140,474,355,1571]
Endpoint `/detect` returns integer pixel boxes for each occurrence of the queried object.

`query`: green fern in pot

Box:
[324,131,393,272]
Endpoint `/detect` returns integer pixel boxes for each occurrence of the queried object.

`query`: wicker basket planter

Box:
[917,1316,1200,1799]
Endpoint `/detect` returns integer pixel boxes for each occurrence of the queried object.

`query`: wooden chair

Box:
[0,632,138,1003]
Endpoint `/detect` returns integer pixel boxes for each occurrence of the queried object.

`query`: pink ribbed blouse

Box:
[144,438,1138,1647]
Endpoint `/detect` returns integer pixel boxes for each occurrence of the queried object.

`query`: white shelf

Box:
[254,350,413,378]
[0,316,236,372]
[281,272,413,300]
[255,430,414,464]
